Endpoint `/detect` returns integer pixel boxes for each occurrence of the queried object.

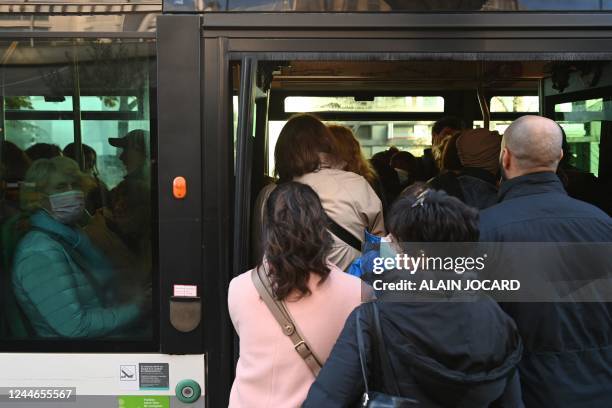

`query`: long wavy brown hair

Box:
[261,181,333,301]
[274,114,337,183]
[328,124,377,184]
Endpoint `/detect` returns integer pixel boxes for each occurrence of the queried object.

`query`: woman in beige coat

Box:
[252,114,385,270]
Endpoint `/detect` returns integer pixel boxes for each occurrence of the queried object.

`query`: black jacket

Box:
[303,298,524,408]
[480,172,612,408]
[428,167,498,210]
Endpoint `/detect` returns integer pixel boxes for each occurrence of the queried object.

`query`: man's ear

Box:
[501,147,511,170]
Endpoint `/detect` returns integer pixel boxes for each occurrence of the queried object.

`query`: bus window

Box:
[284,96,444,113]
[555,98,607,176]
[490,95,539,113]
[267,95,444,174]
[0,39,156,343]
[215,0,612,12]
[474,120,513,134]
[268,119,436,174]
[474,94,539,133]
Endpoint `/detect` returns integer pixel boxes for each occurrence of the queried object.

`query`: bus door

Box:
[163,11,612,406]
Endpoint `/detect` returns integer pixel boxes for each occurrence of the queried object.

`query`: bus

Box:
[0,1,611,407]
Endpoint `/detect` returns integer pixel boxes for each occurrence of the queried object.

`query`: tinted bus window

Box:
[284,96,444,113]
[197,0,612,11]
[556,98,609,176]
[0,39,155,342]
[490,96,539,112]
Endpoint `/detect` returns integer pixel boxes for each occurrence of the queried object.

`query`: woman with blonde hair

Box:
[327,124,377,185]
[11,156,148,338]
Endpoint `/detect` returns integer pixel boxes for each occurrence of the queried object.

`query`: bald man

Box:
[500,115,563,180]
[480,116,612,407]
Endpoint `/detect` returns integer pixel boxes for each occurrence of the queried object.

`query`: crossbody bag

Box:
[356,302,419,407]
[251,265,323,376]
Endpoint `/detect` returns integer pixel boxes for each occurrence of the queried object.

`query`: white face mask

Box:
[48,190,85,224]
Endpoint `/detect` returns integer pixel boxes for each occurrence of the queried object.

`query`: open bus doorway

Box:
[231,59,612,274]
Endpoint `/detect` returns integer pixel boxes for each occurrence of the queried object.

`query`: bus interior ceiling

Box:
[264,60,546,156]
[240,59,612,230]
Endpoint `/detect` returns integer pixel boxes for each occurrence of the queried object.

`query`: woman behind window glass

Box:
[11,156,149,338]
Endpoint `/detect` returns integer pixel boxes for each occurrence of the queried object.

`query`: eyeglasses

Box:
[411,189,431,208]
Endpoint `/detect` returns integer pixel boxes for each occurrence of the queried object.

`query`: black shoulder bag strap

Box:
[356,306,371,399]
[326,214,362,252]
[356,303,403,404]
[371,302,402,396]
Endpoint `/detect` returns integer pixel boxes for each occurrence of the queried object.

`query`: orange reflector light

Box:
[173,176,187,199]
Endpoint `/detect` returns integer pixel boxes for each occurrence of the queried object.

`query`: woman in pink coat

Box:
[228,182,364,408]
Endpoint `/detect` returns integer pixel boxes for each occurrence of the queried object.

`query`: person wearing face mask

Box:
[10,156,149,338]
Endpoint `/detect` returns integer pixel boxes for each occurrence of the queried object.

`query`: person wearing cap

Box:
[109,129,149,184]
[107,129,151,271]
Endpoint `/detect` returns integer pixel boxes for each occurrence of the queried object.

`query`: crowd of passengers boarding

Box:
[0,130,152,338]
[231,114,612,408]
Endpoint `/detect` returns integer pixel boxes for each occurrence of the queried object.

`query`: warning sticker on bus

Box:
[173,284,197,297]
[139,363,170,390]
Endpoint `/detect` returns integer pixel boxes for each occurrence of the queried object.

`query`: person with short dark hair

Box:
[304,189,524,408]
[63,142,109,213]
[422,116,465,180]
[229,182,364,408]
[252,114,385,270]
[25,143,62,161]
[432,116,465,145]
[390,150,418,188]
[370,148,401,207]
[480,115,612,408]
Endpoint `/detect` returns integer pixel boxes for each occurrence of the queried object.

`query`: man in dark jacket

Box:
[480,115,612,408]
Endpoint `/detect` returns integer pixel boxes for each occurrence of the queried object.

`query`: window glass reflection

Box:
[490,96,539,113]
[285,96,444,113]
[209,0,612,11]
[0,39,155,341]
